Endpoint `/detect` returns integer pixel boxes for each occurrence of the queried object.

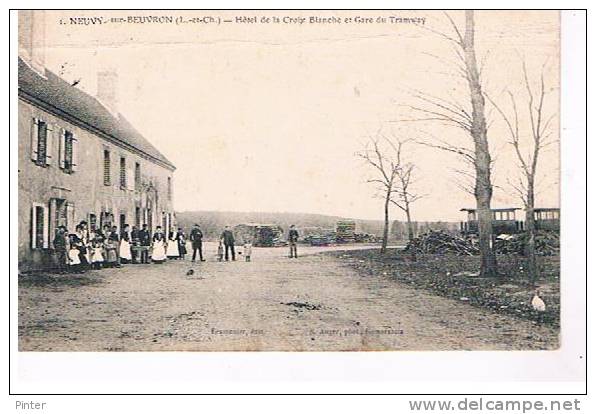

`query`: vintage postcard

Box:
[17,10,564,353]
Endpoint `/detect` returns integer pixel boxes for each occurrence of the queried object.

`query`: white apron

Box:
[119,239,132,260]
[152,239,166,262]
[166,239,180,257]
[68,249,81,265]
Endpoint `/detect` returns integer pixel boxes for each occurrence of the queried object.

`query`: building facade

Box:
[18,11,176,272]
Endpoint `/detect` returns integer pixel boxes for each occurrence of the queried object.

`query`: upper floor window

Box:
[167,176,172,200]
[120,156,127,189]
[135,162,141,191]
[30,118,53,166]
[103,150,111,186]
[59,129,78,173]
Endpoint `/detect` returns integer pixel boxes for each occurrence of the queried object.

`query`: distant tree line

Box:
[390,220,459,241]
[175,210,458,242]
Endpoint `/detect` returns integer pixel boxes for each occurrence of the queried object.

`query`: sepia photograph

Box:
[16,9,565,355]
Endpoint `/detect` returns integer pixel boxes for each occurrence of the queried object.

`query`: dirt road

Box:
[19,245,558,351]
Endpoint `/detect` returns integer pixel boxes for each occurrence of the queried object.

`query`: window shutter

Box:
[30,118,39,161]
[49,198,57,241]
[45,124,54,165]
[42,205,50,248]
[66,203,76,233]
[71,136,79,171]
[127,167,135,190]
[31,205,37,249]
[59,129,66,169]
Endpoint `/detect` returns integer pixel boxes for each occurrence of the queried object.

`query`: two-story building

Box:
[18,11,176,272]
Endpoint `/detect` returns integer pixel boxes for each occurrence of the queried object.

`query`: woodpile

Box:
[233,224,286,247]
[405,230,479,256]
[406,229,560,257]
[336,220,356,243]
[494,230,560,256]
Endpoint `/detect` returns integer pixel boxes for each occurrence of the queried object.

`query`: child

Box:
[68,234,82,273]
[91,238,104,269]
[243,241,252,262]
[217,240,224,262]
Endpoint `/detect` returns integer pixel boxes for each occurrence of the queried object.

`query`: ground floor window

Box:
[31,202,49,249]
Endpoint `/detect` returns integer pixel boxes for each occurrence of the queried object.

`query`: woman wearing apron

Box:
[166,229,180,259]
[119,224,133,264]
[151,226,167,263]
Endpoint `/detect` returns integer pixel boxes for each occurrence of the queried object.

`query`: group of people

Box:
[52,220,193,273]
[52,221,299,273]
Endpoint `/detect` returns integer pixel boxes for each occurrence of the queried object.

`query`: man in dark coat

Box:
[220,225,236,261]
[190,224,205,262]
[130,225,140,263]
[139,224,151,264]
[288,224,299,258]
[53,225,68,273]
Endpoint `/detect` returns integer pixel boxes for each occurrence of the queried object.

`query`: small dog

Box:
[186,269,195,276]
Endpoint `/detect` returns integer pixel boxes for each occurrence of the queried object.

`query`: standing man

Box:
[139,224,151,264]
[130,225,140,263]
[190,224,205,262]
[53,225,68,273]
[288,224,299,258]
[220,225,236,261]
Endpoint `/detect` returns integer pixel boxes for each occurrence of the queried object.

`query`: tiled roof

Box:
[18,58,175,170]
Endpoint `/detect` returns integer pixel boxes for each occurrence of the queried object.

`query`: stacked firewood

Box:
[405,230,479,256]
[494,231,560,256]
[336,220,356,243]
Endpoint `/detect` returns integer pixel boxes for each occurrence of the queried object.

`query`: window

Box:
[59,129,78,173]
[103,150,111,185]
[167,177,172,200]
[100,211,114,229]
[135,162,141,191]
[30,118,53,166]
[135,207,141,228]
[88,213,97,232]
[120,156,127,189]
[31,202,49,249]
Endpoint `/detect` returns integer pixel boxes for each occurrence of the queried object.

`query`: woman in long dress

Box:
[177,228,187,260]
[119,224,133,264]
[152,226,167,263]
[74,224,90,269]
[166,229,180,259]
[104,226,120,267]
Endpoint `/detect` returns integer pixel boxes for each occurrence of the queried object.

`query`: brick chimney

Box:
[97,70,119,115]
[18,10,46,74]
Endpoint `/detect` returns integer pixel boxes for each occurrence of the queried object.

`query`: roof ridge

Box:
[18,57,175,170]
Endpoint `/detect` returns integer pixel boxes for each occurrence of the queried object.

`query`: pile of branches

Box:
[405,230,479,256]
[494,231,560,256]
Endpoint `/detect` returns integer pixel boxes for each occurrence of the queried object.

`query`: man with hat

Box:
[190,223,205,262]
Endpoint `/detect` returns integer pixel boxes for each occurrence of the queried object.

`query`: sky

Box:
[39,10,560,221]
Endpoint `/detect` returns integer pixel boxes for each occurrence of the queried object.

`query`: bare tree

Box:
[390,141,424,261]
[357,134,422,255]
[486,60,556,285]
[403,11,498,277]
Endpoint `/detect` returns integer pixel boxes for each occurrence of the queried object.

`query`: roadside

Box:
[330,248,560,327]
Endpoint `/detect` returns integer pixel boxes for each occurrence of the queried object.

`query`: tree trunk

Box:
[463,10,498,277]
[381,190,390,254]
[525,180,538,285]
[405,206,416,261]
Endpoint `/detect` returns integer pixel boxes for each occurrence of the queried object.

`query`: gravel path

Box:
[19,245,558,351]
